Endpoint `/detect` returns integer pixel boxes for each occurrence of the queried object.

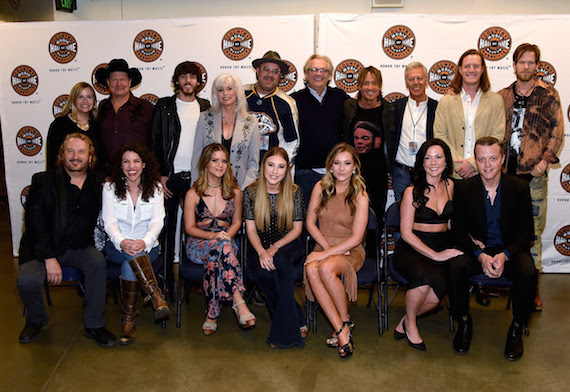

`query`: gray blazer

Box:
[191,110,260,189]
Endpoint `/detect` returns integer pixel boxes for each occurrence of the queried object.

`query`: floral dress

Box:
[186,197,244,319]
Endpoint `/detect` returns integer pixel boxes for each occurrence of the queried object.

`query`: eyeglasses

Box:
[406,76,425,83]
[261,66,281,75]
[308,67,329,74]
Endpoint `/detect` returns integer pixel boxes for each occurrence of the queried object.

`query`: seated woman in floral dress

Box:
[184,143,255,335]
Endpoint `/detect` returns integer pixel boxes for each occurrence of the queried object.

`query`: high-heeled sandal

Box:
[232,300,256,330]
[336,323,354,359]
[202,321,218,336]
[326,317,355,348]
[300,325,309,339]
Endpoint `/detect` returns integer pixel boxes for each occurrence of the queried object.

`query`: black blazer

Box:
[385,96,438,173]
[453,174,534,257]
[19,167,103,264]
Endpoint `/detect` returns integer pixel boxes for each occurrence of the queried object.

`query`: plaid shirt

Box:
[498,79,564,174]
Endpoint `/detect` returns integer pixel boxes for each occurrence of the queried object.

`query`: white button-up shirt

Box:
[460,88,482,159]
[102,182,165,253]
[396,97,428,168]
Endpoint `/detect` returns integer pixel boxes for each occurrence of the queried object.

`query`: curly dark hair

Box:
[108,143,161,202]
[411,139,453,208]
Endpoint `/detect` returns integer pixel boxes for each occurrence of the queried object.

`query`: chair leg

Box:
[44,283,52,306]
[176,278,182,328]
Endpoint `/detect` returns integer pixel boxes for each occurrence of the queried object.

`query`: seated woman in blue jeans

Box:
[102,143,170,345]
[244,147,307,348]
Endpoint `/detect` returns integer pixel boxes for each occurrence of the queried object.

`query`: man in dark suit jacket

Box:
[452,136,537,361]
[385,62,438,201]
[17,133,116,347]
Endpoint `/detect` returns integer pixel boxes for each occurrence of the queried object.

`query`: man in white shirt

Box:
[387,62,438,201]
[434,49,506,179]
[151,61,211,291]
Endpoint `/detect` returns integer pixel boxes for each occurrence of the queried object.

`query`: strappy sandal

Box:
[336,323,354,359]
[326,317,355,348]
[300,325,309,339]
[202,321,218,336]
[232,300,256,330]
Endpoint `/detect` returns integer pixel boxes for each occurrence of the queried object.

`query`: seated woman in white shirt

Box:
[102,143,169,345]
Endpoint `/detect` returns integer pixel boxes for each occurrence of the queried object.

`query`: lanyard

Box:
[407,99,427,140]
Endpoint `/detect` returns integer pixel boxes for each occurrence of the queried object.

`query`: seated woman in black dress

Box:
[393,139,467,351]
[244,147,306,348]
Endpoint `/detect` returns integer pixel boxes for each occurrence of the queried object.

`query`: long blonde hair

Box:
[317,143,366,216]
[193,143,238,200]
[61,82,98,120]
[247,147,297,232]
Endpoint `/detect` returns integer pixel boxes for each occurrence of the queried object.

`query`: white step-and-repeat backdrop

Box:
[0,13,569,272]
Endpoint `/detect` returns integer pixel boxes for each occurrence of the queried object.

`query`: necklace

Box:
[207,182,221,188]
[222,116,235,125]
[516,80,535,97]
[70,116,90,131]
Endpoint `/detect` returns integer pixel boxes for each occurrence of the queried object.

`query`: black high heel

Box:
[326,317,355,348]
[336,323,354,359]
[403,320,426,351]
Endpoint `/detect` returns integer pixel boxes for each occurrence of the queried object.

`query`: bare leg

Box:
[232,291,255,323]
[306,257,350,347]
[396,285,440,344]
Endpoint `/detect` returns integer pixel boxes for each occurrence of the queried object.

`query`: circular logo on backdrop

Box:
[278,60,297,93]
[133,29,164,63]
[16,126,42,156]
[92,63,110,95]
[194,61,208,93]
[140,94,159,106]
[382,25,415,60]
[560,164,570,193]
[334,59,364,93]
[221,27,253,61]
[52,94,69,117]
[384,92,406,104]
[428,60,457,95]
[11,65,39,96]
[535,61,557,86]
[478,27,511,61]
[21,186,30,209]
[554,225,570,256]
[49,32,78,64]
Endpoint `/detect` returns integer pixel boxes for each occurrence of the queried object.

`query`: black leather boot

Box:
[453,313,473,355]
[504,319,524,361]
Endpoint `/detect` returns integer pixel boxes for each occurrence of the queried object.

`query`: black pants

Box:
[448,248,538,324]
[17,247,107,328]
[249,239,305,348]
[163,172,192,291]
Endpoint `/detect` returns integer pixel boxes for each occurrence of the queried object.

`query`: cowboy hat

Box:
[94,59,142,89]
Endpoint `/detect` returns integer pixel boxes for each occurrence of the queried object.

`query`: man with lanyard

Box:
[151,61,211,294]
[498,43,564,309]
[434,49,506,180]
[387,62,438,201]
[245,51,299,163]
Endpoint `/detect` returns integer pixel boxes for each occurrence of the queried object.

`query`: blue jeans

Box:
[392,164,412,202]
[295,169,324,209]
[105,241,160,281]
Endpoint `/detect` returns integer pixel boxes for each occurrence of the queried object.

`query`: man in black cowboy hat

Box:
[95,59,154,159]
[245,51,299,163]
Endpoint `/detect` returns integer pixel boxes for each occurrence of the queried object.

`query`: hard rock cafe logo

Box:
[478,27,511,61]
[21,186,30,209]
[382,25,415,60]
[195,62,208,93]
[560,163,570,193]
[49,32,78,64]
[384,92,406,104]
[133,29,164,63]
[140,94,159,106]
[429,60,457,95]
[535,61,557,86]
[92,63,110,95]
[554,225,570,256]
[278,60,297,93]
[11,65,39,96]
[334,59,363,93]
[16,126,42,157]
[52,94,69,117]
[221,27,253,61]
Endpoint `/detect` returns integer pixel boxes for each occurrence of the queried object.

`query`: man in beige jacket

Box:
[434,49,506,179]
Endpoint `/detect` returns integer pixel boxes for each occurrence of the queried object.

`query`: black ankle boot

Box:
[504,319,524,361]
[453,313,473,355]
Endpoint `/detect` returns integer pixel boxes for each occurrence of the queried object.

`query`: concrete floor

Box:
[1,204,568,392]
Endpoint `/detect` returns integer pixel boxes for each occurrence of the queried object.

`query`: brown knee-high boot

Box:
[120,279,140,345]
[129,255,170,320]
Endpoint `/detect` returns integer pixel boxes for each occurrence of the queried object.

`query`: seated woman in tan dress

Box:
[305,143,369,358]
